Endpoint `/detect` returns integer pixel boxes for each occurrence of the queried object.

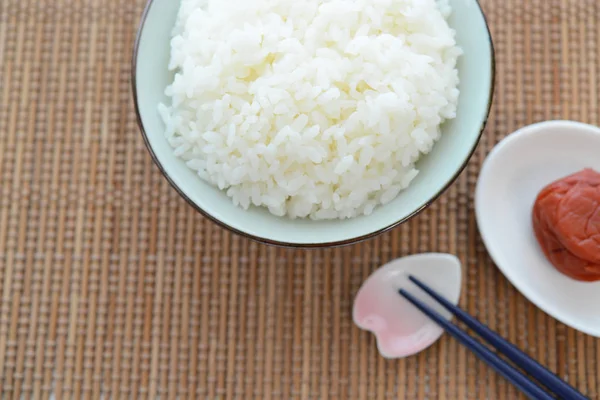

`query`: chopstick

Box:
[406,275,588,400]
[399,276,589,400]
[399,289,554,400]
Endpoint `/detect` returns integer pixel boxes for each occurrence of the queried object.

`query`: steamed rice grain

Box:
[160,0,461,219]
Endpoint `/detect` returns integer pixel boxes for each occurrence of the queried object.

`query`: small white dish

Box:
[353,253,462,358]
[475,120,600,337]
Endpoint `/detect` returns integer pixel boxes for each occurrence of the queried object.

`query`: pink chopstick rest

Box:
[352,253,462,358]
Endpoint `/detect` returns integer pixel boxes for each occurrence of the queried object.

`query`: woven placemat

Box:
[1,0,599,398]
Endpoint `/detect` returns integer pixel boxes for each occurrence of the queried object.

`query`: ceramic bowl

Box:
[132,0,495,247]
[476,120,600,337]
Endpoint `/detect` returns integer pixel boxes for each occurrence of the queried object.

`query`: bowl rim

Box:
[131,0,497,248]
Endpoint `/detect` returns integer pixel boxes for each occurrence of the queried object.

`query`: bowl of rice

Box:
[132,0,494,247]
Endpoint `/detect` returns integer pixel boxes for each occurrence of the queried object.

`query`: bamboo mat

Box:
[1,0,599,398]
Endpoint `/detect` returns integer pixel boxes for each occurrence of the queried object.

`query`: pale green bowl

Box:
[132,0,495,247]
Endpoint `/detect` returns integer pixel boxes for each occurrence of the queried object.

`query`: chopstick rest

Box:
[353,253,462,358]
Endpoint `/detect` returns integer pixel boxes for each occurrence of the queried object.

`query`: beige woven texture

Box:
[1,0,600,398]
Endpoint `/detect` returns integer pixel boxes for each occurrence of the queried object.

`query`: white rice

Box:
[159,0,461,219]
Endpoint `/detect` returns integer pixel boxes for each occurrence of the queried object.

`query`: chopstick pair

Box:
[399,276,588,400]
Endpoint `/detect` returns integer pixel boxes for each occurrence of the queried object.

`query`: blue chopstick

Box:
[398,289,554,400]
[409,276,588,400]
[407,275,588,400]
